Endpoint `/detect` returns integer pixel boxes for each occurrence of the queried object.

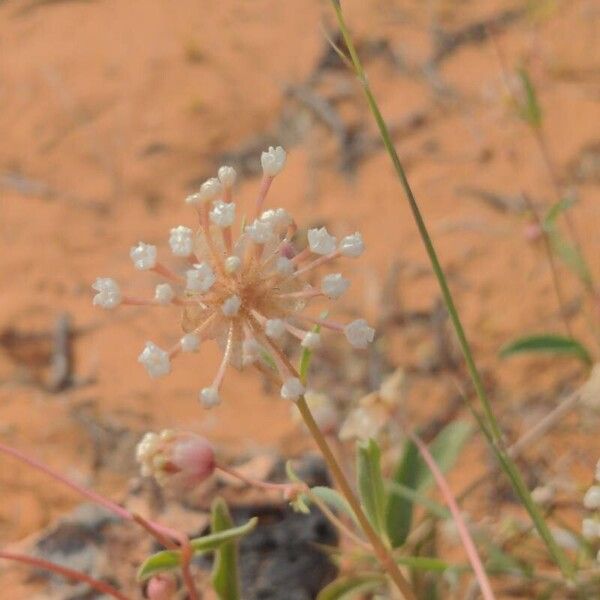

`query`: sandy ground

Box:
[0,0,599,597]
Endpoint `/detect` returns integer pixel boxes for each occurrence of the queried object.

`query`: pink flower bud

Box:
[147,574,177,599]
[136,430,216,491]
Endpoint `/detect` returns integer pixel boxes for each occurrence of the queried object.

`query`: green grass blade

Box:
[500,333,592,366]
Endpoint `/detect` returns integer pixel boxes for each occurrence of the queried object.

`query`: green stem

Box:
[296,396,417,600]
[330,0,574,579]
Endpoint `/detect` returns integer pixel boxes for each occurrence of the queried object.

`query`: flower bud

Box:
[136,430,216,490]
[146,574,177,599]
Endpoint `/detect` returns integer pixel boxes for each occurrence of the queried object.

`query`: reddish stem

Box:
[0,551,130,600]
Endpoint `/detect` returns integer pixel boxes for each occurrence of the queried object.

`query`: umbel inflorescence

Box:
[93,146,374,407]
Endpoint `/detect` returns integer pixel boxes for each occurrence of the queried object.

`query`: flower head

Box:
[92,277,121,309]
[130,242,157,270]
[169,226,194,257]
[261,145,286,176]
[136,430,215,490]
[93,148,374,405]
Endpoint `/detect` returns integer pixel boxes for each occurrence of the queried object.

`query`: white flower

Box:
[225,256,242,274]
[301,332,321,350]
[155,283,175,305]
[344,319,375,348]
[339,232,364,257]
[210,200,236,228]
[321,273,349,299]
[276,256,294,275]
[200,387,221,408]
[199,178,222,202]
[180,333,200,352]
[280,377,304,401]
[260,208,292,231]
[138,342,171,378]
[584,486,600,510]
[169,226,194,257]
[265,318,286,339]
[221,295,241,316]
[582,518,600,540]
[130,242,157,270]
[245,219,274,244]
[261,145,286,176]
[218,165,237,187]
[308,227,337,255]
[186,263,215,293]
[92,277,121,309]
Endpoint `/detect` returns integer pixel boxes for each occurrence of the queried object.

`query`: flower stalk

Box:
[329,0,574,579]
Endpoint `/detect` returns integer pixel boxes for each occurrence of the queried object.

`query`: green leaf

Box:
[385,439,420,548]
[317,574,384,600]
[395,556,453,572]
[386,481,450,520]
[137,517,258,581]
[311,486,359,526]
[517,67,542,129]
[357,439,387,535]
[500,333,592,366]
[415,421,472,491]
[211,498,241,600]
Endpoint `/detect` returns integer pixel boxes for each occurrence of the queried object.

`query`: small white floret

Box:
[210,200,236,228]
[169,226,194,257]
[154,283,175,305]
[275,256,294,276]
[584,486,600,510]
[280,377,305,401]
[321,273,350,299]
[225,255,242,274]
[344,319,375,349]
[339,232,365,257]
[130,242,157,270]
[138,341,171,378]
[92,277,121,309]
[200,387,221,408]
[245,219,274,244]
[261,145,286,176]
[260,208,292,231]
[222,295,241,317]
[582,518,600,540]
[307,227,337,255]
[198,177,223,202]
[180,333,200,353]
[265,318,286,339]
[301,332,321,350]
[218,165,237,187]
[186,263,215,293]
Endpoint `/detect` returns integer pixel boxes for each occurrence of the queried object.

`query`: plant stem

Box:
[0,551,130,600]
[296,396,416,600]
[406,430,496,600]
[330,0,574,579]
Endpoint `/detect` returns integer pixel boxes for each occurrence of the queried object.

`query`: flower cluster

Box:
[93,146,374,407]
[136,430,216,491]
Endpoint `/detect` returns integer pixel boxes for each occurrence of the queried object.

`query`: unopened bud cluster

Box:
[136,430,215,491]
[93,145,375,406]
